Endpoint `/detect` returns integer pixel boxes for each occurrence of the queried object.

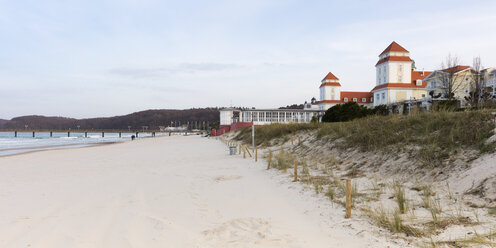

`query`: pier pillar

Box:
[32,131,35,138]
[14,131,17,137]
[102,132,104,138]
[50,131,53,137]
[119,132,121,138]
[68,131,70,137]
[136,132,138,138]
[85,132,87,138]
[152,132,155,137]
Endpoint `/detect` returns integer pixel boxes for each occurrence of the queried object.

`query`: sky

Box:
[1,0,496,119]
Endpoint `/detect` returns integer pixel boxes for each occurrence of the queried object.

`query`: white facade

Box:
[424,68,473,106]
[485,69,496,97]
[373,89,388,107]
[320,83,341,101]
[220,109,235,125]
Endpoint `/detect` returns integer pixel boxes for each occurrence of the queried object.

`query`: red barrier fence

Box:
[211,122,253,136]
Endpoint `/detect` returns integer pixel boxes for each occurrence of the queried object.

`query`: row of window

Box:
[241,111,318,123]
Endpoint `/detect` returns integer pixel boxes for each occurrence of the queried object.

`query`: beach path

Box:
[0,136,405,248]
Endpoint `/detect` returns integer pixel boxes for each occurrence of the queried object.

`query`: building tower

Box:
[372,41,413,106]
[318,72,341,110]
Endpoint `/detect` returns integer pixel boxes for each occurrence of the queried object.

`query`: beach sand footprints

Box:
[199,218,298,247]
[213,175,242,182]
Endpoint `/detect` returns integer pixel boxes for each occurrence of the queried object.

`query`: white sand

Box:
[0,136,408,248]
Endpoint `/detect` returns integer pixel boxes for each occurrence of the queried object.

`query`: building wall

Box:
[373,89,388,106]
[376,63,389,85]
[320,86,340,101]
[388,62,412,83]
[220,110,234,125]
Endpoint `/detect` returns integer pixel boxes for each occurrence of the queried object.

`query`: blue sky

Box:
[1,0,496,119]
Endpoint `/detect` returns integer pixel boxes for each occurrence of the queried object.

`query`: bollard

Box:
[243,148,246,159]
[102,132,105,137]
[267,151,272,170]
[293,161,298,182]
[345,179,352,218]
[255,147,258,162]
[14,131,17,137]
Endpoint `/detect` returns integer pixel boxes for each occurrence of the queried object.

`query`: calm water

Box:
[0,131,161,156]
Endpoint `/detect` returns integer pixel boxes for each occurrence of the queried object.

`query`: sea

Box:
[0,131,161,156]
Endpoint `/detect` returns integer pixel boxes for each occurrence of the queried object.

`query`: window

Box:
[422,94,426,98]
[376,94,380,100]
[353,98,357,102]
[362,98,367,102]
[398,75,403,82]
[382,93,385,100]
[344,97,348,102]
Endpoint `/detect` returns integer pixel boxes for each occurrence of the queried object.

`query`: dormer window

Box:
[344,97,348,102]
[353,98,357,102]
[362,98,367,102]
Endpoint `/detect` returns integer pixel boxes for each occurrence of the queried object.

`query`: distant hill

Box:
[0,119,7,128]
[0,108,220,130]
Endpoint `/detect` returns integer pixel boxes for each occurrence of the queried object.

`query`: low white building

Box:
[219,108,324,126]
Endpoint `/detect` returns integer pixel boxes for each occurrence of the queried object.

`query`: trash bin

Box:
[229,146,236,155]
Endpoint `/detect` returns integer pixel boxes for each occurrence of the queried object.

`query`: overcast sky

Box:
[1,0,496,119]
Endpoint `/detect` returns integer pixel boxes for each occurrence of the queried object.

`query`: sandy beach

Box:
[0,135,408,248]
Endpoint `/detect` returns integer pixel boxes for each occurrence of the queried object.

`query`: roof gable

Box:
[322,72,339,81]
[379,41,409,56]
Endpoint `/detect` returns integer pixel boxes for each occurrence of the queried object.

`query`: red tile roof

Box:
[319,82,341,87]
[441,65,470,73]
[318,100,342,104]
[371,70,432,91]
[376,56,412,66]
[379,41,409,56]
[341,91,374,103]
[322,72,339,81]
[318,92,373,104]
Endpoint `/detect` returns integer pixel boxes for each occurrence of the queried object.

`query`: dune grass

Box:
[234,110,496,167]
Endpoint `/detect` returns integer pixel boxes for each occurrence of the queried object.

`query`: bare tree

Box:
[439,54,464,101]
[465,56,488,108]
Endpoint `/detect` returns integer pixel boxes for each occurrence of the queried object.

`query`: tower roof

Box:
[322,72,339,81]
[379,41,409,56]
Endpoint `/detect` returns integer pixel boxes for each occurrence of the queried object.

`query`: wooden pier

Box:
[3,129,204,138]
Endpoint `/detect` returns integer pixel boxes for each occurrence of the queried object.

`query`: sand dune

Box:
[0,136,409,247]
